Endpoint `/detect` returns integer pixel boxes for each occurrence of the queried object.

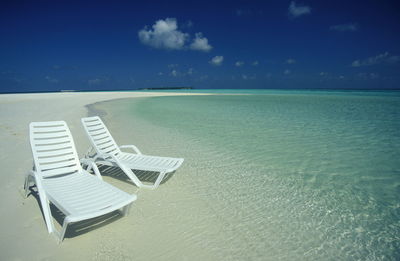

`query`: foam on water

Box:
[95,91,400,260]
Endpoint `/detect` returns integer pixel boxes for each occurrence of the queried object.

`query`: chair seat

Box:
[42,171,136,221]
[116,152,184,173]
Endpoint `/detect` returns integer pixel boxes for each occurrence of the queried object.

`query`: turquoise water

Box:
[98,91,400,260]
[137,88,400,96]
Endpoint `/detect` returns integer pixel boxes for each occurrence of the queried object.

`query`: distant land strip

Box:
[138,87,194,90]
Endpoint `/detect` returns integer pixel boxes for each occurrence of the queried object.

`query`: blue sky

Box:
[1,0,400,92]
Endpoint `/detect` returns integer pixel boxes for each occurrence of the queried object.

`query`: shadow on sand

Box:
[95,165,176,187]
[26,184,125,239]
[25,167,175,240]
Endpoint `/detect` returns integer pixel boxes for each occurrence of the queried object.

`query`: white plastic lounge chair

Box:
[81,116,184,189]
[25,121,136,243]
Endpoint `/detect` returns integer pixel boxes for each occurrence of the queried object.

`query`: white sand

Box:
[0,92,215,261]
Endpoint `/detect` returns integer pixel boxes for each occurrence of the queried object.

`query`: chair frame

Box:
[81,116,184,190]
[25,121,136,243]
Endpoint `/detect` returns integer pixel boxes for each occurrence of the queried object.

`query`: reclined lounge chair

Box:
[81,116,184,189]
[25,121,136,242]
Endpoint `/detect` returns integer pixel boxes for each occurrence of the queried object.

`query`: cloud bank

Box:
[139,18,212,51]
[352,52,400,67]
[288,1,311,18]
[330,23,358,32]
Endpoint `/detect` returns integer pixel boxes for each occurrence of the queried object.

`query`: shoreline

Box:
[0,91,212,261]
[1,88,400,95]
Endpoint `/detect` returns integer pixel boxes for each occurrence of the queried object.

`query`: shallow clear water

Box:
[98,91,400,260]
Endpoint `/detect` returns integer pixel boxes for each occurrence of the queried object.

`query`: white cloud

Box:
[286,59,296,64]
[138,18,188,50]
[235,9,253,17]
[357,72,379,80]
[210,56,224,66]
[235,61,244,67]
[187,68,194,75]
[158,72,164,76]
[242,74,256,80]
[138,18,212,52]
[288,1,311,18]
[190,33,212,52]
[330,23,358,32]
[182,20,193,28]
[168,63,178,68]
[351,52,400,67]
[370,73,379,79]
[13,77,22,83]
[284,69,291,75]
[170,70,178,77]
[45,76,58,84]
[198,75,209,81]
[52,65,76,71]
[252,61,259,66]
[88,78,102,85]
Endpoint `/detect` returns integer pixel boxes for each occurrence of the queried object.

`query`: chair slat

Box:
[33,132,68,139]
[40,159,77,171]
[30,121,65,127]
[32,126,69,133]
[95,139,113,147]
[86,125,104,131]
[35,143,72,151]
[37,153,76,165]
[98,142,116,150]
[93,133,110,141]
[33,136,71,146]
[41,166,80,177]
[88,129,107,136]
[36,147,74,157]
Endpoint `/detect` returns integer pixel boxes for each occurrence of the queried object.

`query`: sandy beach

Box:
[0,91,214,261]
[1,91,399,260]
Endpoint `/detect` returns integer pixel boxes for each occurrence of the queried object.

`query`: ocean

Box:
[93,90,400,260]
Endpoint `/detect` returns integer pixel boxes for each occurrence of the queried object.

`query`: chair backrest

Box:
[81,116,121,157]
[30,121,82,178]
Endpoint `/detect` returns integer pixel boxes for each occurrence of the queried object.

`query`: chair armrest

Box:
[119,145,142,154]
[80,158,103,180]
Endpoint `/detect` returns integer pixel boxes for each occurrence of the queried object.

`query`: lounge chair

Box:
[80,116,184,189]
[25,121,136,243]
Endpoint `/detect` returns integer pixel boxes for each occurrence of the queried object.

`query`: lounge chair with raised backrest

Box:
[80,116,184,190]
[25,121,136,243]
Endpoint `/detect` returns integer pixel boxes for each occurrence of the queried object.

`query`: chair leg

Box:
[24,176,30,198]
[36,187,56,234]
[121,167,145,188]
[122,204,131,216]
[59,219,69,243]
[24,172,34,198]
[153,171,167,189]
